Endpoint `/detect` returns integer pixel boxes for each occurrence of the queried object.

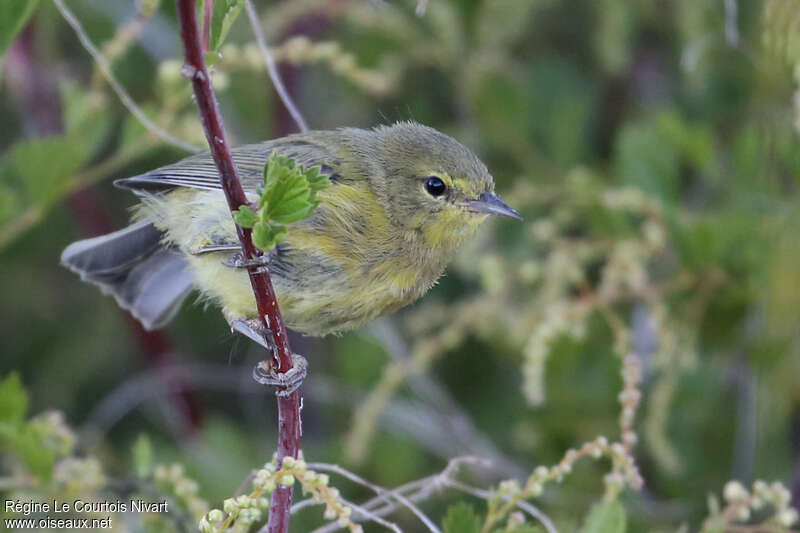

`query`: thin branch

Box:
[311,457,492,533]
[291,497,403,531]
[340,498,402,533]
[308,462,441,533]
[52,0,202,153]
[307,499,401,533]
[442,481,558,533]
[173,3,302,533]
[245,0,309,133]
[292,497,403,533]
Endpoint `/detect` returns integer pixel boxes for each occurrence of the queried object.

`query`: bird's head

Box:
[364,122,520,250]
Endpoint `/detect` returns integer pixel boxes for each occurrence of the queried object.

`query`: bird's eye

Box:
[424,176,446,197]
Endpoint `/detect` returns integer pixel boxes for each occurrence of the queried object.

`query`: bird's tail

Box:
[61,221,194,330]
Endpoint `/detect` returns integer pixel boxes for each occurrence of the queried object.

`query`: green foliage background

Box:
[1,0,800,531]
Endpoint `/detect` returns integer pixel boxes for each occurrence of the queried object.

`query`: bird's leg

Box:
[222,251,275,273]
[230,318,307,397]
[253,354,308,398]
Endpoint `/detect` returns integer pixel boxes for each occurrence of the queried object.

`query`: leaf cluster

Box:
[0,374,58,480]
[202,0,245,66]
[233,153,328,252]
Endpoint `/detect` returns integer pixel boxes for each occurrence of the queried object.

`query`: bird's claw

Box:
[253,354,308,397]
[230,318,307,397]
[230,318,276,350]
[222,252,274,273]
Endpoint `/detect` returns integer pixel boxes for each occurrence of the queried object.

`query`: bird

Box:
[61,122,520,347]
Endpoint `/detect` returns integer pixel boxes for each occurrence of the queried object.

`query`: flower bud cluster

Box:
[716,479,799,528]
[199,493,268,533]
[601,188,656,215]
[200,454,363,533]
[605,441,644,496]
[598,241,647,301]
[213,38,392,95]
[200,459,280,533]
[288,457,363,533]
[522,300,588,405]
[29,410,75,458]
[606,187,665,253]
[618,354,642,450]
[488,432,644,527]
[154,463,209,520]
[53,457,105,495]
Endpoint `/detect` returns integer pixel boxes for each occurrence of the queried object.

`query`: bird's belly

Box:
[187,249,432,337]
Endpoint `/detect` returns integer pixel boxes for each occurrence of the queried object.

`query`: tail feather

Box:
[61,221,163,279]
[61,222,194,330]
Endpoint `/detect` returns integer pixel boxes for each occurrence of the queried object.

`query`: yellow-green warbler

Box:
[62,122,520,342]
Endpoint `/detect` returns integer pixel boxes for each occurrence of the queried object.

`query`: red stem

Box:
[174,2,301,531]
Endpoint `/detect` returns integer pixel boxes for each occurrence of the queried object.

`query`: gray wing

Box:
[115,136,342,194]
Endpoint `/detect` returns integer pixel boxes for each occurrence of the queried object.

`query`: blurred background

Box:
[1,0,800,531]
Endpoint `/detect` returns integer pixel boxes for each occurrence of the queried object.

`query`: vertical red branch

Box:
[174,2,301,532]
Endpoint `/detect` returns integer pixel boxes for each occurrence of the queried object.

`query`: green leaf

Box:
[1,424,55,480]
[505,528,545,533]
[233,205,259,228]
[245,154,327,253]
[0,0,40,72]
[8,135,91,208]
[263,170,314,224]
[263,154,291,189]
[581,500,627,533]
[132,434,153,478]
[27,412,74,457]
[209,0,245,52]
[442,502,481,533]
[252,222,287,252]
[305,166,329,194]
[0,373,27,425]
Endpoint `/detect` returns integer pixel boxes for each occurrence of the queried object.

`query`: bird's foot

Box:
[253,354,308,397]
[230,318,307,396]
[222,251,275,273]
[231,318,276,350]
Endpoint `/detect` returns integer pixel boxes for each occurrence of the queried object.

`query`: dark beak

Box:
[465,192,522,220]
